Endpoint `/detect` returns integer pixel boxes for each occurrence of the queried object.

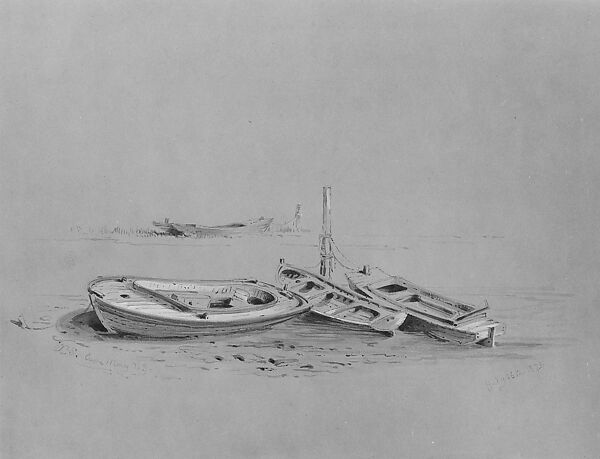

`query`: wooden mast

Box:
[319,186,333,278]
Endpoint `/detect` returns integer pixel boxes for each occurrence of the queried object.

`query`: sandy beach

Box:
[2,230,598,458]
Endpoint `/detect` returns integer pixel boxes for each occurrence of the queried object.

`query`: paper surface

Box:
[2,1,599,457]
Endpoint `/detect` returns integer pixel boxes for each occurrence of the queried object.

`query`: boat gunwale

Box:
[278,263,408,334]
[347,272,505,336]
[360,273,487,317]
[194,217,274,231]
[361,283,494,329]
[91,295,308,327]
[88,275,309,324]
[278,264,399,314]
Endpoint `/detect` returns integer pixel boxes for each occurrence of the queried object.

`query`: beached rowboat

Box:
[346,268,505,346]
[277,262,407,335]
[87,276,309,338]
[153,217,273,238]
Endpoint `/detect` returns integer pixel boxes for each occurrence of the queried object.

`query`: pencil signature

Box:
[486,361,543,392]
[54,339,147,374]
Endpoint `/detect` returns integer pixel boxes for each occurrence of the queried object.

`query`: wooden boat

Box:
[153,217,273,238]
[151,218,174,235]
[87,276,309,338]
[277,262,407,335]
[346,268,505,346]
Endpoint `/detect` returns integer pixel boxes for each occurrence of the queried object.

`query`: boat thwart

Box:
[87,276,309,338]
[346,268,505,346]
[277,262,407,335]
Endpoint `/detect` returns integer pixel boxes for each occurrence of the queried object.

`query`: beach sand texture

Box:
[2,232,598,458]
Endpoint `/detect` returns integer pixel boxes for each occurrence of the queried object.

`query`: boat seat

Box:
[232,289,249,302]
[208,297,233,308]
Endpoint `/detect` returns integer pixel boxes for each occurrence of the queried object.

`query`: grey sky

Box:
[3,1,599,248]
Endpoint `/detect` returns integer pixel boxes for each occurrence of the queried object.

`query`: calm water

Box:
[2,232,598,458]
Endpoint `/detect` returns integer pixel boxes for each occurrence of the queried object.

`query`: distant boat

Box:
[87,276,309,338]
[346,268,505,346]
[153,217,273,237]
[277,262,407,335]
[151,218,173,235]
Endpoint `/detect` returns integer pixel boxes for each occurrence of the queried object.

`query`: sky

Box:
[2,0,599,247]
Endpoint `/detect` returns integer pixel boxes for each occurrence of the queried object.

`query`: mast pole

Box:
[319,186,333,279]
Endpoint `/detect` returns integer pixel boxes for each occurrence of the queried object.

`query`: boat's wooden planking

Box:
[92,303,299,337]
[87,276,310,337]
[278,264,407,335]
[346,270,505,346]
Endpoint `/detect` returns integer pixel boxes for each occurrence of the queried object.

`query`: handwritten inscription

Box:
[486,361,543,392]
[54,339,147,374]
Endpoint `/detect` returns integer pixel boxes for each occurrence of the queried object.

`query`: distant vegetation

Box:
[68,223,310,238]
[69,225,168,237]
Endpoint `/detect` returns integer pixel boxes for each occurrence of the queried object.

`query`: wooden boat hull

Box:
[277,263,407,335]
[88,276,309,338]
[346,270,505,346]
[160,218,274,238]
[193,218,273,237]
